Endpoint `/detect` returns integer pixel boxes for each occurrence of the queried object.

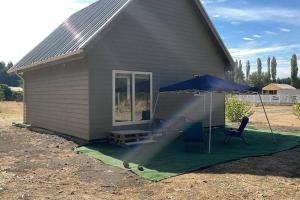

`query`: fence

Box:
[235,95,300,105]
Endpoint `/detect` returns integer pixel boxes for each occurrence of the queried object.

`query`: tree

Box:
[234,59,239,83]
[225,70,234,82]
[277,77,291,85]
[246,60,250,81]
[291,54,298,87]
[249,72,271,92]
[262,72,271,86]
[0,61,21,86]
[0,62,5,72]
[6,62,13,69]
[233,60,245,84]
[0,84,13,101]
[267,57,271,82]
[249,72,260,90]
[257,58,262,77]
[226,60,238,82]
[0,62,8,85]
[238,60,245,83]
[271,57,277,82]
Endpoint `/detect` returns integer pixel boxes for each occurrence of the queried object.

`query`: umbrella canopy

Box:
[155,74,272,154]
[159,74,251,93]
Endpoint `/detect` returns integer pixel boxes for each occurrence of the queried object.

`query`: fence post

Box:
[279,95,281,104]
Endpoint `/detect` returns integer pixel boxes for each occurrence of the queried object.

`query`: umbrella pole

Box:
[153,92,160,120]
[258,93,276,142]
[209,92,213,153]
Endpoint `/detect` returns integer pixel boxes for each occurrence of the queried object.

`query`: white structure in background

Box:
[236,94,300,104]
[262,83,299,95]
[236,83,300,105]
[9,87,23,92]
[277,89,300,95]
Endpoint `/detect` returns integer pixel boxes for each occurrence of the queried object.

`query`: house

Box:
[262,83,298,95]
[8,0,233,141]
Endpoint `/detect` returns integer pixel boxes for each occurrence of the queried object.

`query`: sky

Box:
[0,0,299,78]
[202,0,300,78]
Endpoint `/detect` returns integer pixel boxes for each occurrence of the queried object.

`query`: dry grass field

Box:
[250,105,300,132]
[0,102,299,199]
[0,102,23,127]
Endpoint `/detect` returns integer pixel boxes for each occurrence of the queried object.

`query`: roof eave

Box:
[8,50,84,74]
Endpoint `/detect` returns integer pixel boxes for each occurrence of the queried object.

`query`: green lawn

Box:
[76,128,300,181]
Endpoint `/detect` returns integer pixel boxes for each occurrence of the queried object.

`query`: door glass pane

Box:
[135,74,151,121]
[115,73,132,122]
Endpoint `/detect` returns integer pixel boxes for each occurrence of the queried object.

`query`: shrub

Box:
[225,96,254,122]
[293,103,300,119]
[0,84,12,101]
[12,91,23,102]
[0,90,4,101]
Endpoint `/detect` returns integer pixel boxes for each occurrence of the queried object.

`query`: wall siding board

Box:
[88,0,226,140]
[24,59,90,140]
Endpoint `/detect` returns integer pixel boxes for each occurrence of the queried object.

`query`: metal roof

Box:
[9,0,234,73]
[9,0,131,73]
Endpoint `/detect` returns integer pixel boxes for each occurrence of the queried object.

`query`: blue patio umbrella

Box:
[157,75,271,153]
[159,74,251,93]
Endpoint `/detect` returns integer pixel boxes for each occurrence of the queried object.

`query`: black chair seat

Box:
[224,117,249,144]
[225,130,241,137]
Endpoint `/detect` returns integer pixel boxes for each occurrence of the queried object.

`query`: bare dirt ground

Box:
[250,105,300,132]
[0,102,299,200]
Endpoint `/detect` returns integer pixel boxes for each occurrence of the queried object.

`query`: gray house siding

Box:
[155,93,225,127]
[23,59,90,140]
[88,0,226,140]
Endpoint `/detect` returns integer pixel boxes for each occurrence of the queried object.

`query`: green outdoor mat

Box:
[75,129,300,181]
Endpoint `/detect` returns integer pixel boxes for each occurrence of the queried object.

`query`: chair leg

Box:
[224,136,228,144]
[224,136,231,144]
[241,136,249,145]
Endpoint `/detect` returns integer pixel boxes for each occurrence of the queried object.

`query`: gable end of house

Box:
[8,0,233,74]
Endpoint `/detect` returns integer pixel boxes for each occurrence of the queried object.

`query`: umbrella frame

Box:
[153,90,275,153]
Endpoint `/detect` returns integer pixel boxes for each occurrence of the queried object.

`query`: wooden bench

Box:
[109,130,155,146]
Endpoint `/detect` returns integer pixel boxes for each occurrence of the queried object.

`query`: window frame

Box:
[112,70,153,126]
